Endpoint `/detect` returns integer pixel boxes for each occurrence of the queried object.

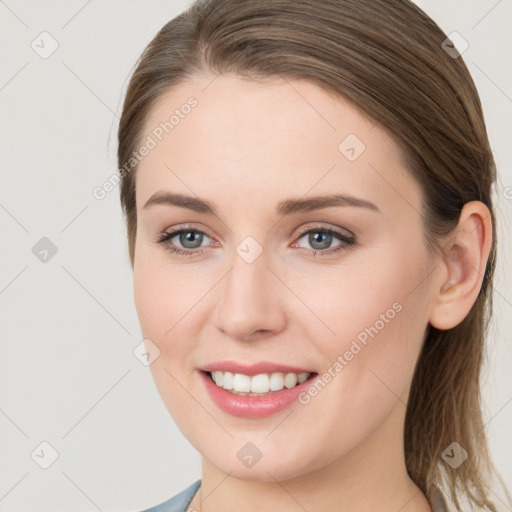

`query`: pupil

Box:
[310,231,331,250]
[181,231,202,248]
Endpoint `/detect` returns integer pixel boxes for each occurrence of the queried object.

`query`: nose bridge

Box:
[214,237,285,339]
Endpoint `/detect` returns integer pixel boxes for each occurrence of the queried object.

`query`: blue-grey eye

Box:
[308,231,334,250]
[178,230,204,249]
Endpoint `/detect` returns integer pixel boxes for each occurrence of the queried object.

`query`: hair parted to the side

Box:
[117,1,509,510]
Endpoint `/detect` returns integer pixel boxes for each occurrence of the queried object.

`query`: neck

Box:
[190,401,432,512]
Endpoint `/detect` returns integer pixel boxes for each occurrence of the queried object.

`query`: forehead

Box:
[135,72,422,219]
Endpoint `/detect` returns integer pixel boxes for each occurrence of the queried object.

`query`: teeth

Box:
[210,371,311,395]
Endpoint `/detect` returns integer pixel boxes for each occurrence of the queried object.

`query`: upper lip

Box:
[200,361,316,376]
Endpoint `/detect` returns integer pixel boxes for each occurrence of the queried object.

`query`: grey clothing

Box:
[141,480,201,512]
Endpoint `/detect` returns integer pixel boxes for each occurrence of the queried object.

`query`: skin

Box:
[132,71,492,512]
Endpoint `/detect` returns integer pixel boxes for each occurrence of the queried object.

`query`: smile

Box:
[199,369,319,418]
[209,370,312,395]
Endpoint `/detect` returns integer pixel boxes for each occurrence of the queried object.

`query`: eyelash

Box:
[153,224,356,258]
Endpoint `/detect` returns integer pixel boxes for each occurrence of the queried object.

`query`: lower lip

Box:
[199,370,319,419]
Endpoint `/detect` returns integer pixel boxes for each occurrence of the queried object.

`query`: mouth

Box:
[201,370,318,397]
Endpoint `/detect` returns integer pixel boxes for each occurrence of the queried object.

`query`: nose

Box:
[213,245,287,341]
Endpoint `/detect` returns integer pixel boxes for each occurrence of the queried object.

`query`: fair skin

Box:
[132,71,491,512]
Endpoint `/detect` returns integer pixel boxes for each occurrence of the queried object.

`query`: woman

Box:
[117,1,510,510]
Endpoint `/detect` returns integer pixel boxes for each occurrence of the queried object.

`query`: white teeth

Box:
[250,373,269,393]
[213,370,224,387]
[221,371,233,390]
[233,373,251,392]
[298,372,309,384]
[269,372,285,391]
[210,371,311,394]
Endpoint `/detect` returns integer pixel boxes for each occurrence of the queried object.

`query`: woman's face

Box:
[133,72,440,481]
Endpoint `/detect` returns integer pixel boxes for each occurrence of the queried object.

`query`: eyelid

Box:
[293,222,354,240]
[160,223,215,241]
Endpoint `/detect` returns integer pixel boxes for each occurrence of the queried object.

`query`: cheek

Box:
[287,254,430,458]
[133,248,201,340]
[307,242,430,393]
[133,254,211,386]
[133,260,201,423]
[133,257,164,337]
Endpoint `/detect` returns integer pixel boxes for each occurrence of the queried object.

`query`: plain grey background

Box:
[0,1,511,511]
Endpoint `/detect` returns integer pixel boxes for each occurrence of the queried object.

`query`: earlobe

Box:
[428,201,492,330]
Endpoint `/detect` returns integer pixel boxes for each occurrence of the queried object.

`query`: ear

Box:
[429,200,493,330]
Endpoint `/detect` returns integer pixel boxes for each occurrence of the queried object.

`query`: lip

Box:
[199,369,319,419]
[200,360,315,376]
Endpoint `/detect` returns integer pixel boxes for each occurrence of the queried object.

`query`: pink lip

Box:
[200,360,314,376]
[198,369,319,419]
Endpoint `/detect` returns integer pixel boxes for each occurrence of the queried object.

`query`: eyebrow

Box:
[142,191,381,216]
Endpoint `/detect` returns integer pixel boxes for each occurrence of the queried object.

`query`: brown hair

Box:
[117,1,508,509]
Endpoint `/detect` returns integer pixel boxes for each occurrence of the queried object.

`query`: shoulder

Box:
[140,480,201,512]
[430,485,450,512]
